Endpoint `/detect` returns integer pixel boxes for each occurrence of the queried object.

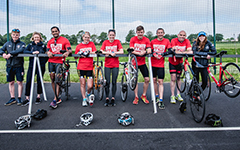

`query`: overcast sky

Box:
[0,0,240,42]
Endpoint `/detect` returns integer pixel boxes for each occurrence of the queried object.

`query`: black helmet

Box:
[14,115,31,130]
[205,114,223,127]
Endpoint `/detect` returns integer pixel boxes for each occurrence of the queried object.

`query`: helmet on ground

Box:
[77,112,93,126]
[205,114,223,127]
[14,115,31,130]
[118,112,134,126]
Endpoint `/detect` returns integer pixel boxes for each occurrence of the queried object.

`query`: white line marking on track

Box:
[1,127,240,134]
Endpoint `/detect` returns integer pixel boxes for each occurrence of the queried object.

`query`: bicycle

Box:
[198,50,240,101]
[119,48,138,102]
[54,50,72,101]
[92,50,105,101]
[176,54,205,123]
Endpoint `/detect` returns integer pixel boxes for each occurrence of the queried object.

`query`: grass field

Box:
[0,42,239,84]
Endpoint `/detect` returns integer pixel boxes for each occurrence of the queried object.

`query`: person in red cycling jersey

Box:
[101,29,124,107]
[75,31,96,107]
[169,30,192,104]
[47,26,72,109]
[151,28,172,109]
[130,25,152,105]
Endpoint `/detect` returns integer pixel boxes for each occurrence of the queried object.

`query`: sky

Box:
[0,0,240,42]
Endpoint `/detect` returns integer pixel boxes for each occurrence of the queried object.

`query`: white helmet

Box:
[118,112,134,126]
[76,112,93,126]
[14,115,31,130]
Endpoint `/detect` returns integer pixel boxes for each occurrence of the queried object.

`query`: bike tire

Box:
[176,69,187,93]
[97,67,104,101]
[221,62,240,98]
[121,74,128,102]
[203,74,211,101]
[190,79,205,123]
[65,71,70,100]
[54,65,63,101]
[129,54,138,91]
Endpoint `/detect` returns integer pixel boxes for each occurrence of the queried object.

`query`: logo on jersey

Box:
[50,44,62,53]
[134,44,146,52]
[175,46,186,52]
[153,44,165,53]
[105,46,117,53]
[80,47,92,52]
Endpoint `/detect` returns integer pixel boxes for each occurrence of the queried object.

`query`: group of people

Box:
[0,25,216,110]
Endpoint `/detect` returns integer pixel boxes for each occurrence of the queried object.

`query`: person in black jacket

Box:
[192,31,217,90]
[22,32,48,106]
[0,29,25,106]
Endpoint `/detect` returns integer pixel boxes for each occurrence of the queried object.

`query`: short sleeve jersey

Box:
[75,41,97,70]
[47,36,71,64]
[169,38,191,65]
[151,38,171,68]
[100,39,123,68]
[130,36,151,66]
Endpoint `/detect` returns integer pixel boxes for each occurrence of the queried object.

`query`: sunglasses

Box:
[54,40,57,46]
[12,29,20,33]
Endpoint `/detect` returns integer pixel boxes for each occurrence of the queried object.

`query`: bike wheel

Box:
[221,63,240,98]
[65,71,70,100]
[97,67,104,101]
[55,65,63,101]
[202,74,211,101]
[190,80,205,123]
[129,54,138,91]
[121,74,128,102]
[176,69,187,93]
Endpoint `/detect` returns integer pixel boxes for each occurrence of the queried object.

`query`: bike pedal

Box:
[215,89,220,93]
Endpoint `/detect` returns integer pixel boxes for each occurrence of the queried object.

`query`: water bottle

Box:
[65,71,68,81]
[185,71,191,83]
[125,67,128,75]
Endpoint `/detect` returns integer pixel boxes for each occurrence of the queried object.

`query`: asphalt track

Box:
[0,83,240,150]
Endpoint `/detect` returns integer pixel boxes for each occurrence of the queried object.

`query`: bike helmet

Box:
[205,114,223,127]
[118,112,134,126]
[14,115,31,130]
[76,112,93,126]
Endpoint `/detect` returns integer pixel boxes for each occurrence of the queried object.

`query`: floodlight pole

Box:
[6,0,9,41]
[213,0,216,74]
[112,0,115,29]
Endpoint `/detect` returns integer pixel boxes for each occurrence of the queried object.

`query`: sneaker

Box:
[176,94,183,101]
[56,99,62,104]
[22,99,30,106]
[141,95,149,104]
[88,94,95,107]
[4,98,16,106]
[104,99,109,107]
[110,98,116,107]
[35,97,41,104]
[86,92,91,101]
[133,97,139,105]
[158,101,165,109]
[17,98,22,106]
[156,97,160,103]
[170,96,176,104]
[82,98,88,107]
[49,100,57,109]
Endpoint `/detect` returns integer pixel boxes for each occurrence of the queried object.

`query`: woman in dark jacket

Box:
[22,32,48,106]
[192,31,217,90]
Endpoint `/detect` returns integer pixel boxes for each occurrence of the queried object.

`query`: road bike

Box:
[199,51,240,101]
[119,48,138,102]
[176,54,205,123]
[54,50,73,101]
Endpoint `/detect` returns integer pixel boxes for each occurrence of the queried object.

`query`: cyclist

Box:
[100,29,124,107]
[47,26,72,109]
[0,28,25,106]
[151,28,172,109]
[192,31,216,90]
[130,25,151,105]
[22,32,48,106]
[75,31,96,107]
[169,30,192,104]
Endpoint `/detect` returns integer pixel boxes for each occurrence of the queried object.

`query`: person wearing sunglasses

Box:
[0,28,25,106]
[46,26,72,109]
[22,32,48,106]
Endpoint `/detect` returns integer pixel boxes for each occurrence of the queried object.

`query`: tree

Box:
[207,35,214,42]
[125,29,135,43]
[97,32,107,44]
[91,34,98,44]
[187,34,198,43]
[69,34,78,45]
[20,33,33,45]
[144,31,154,41]
[216,33,224,42]
[76,30,84,43]
[164,34,177,41]
[0,34,8,46]
[238,34,240,42]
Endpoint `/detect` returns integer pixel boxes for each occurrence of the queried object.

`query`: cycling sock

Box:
[156,95,159,98]
[160,99,163,102]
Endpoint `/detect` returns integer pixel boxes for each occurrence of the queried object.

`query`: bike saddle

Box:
[215,51,227,57]
[195,60,205,68]
[127,48,134,53]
